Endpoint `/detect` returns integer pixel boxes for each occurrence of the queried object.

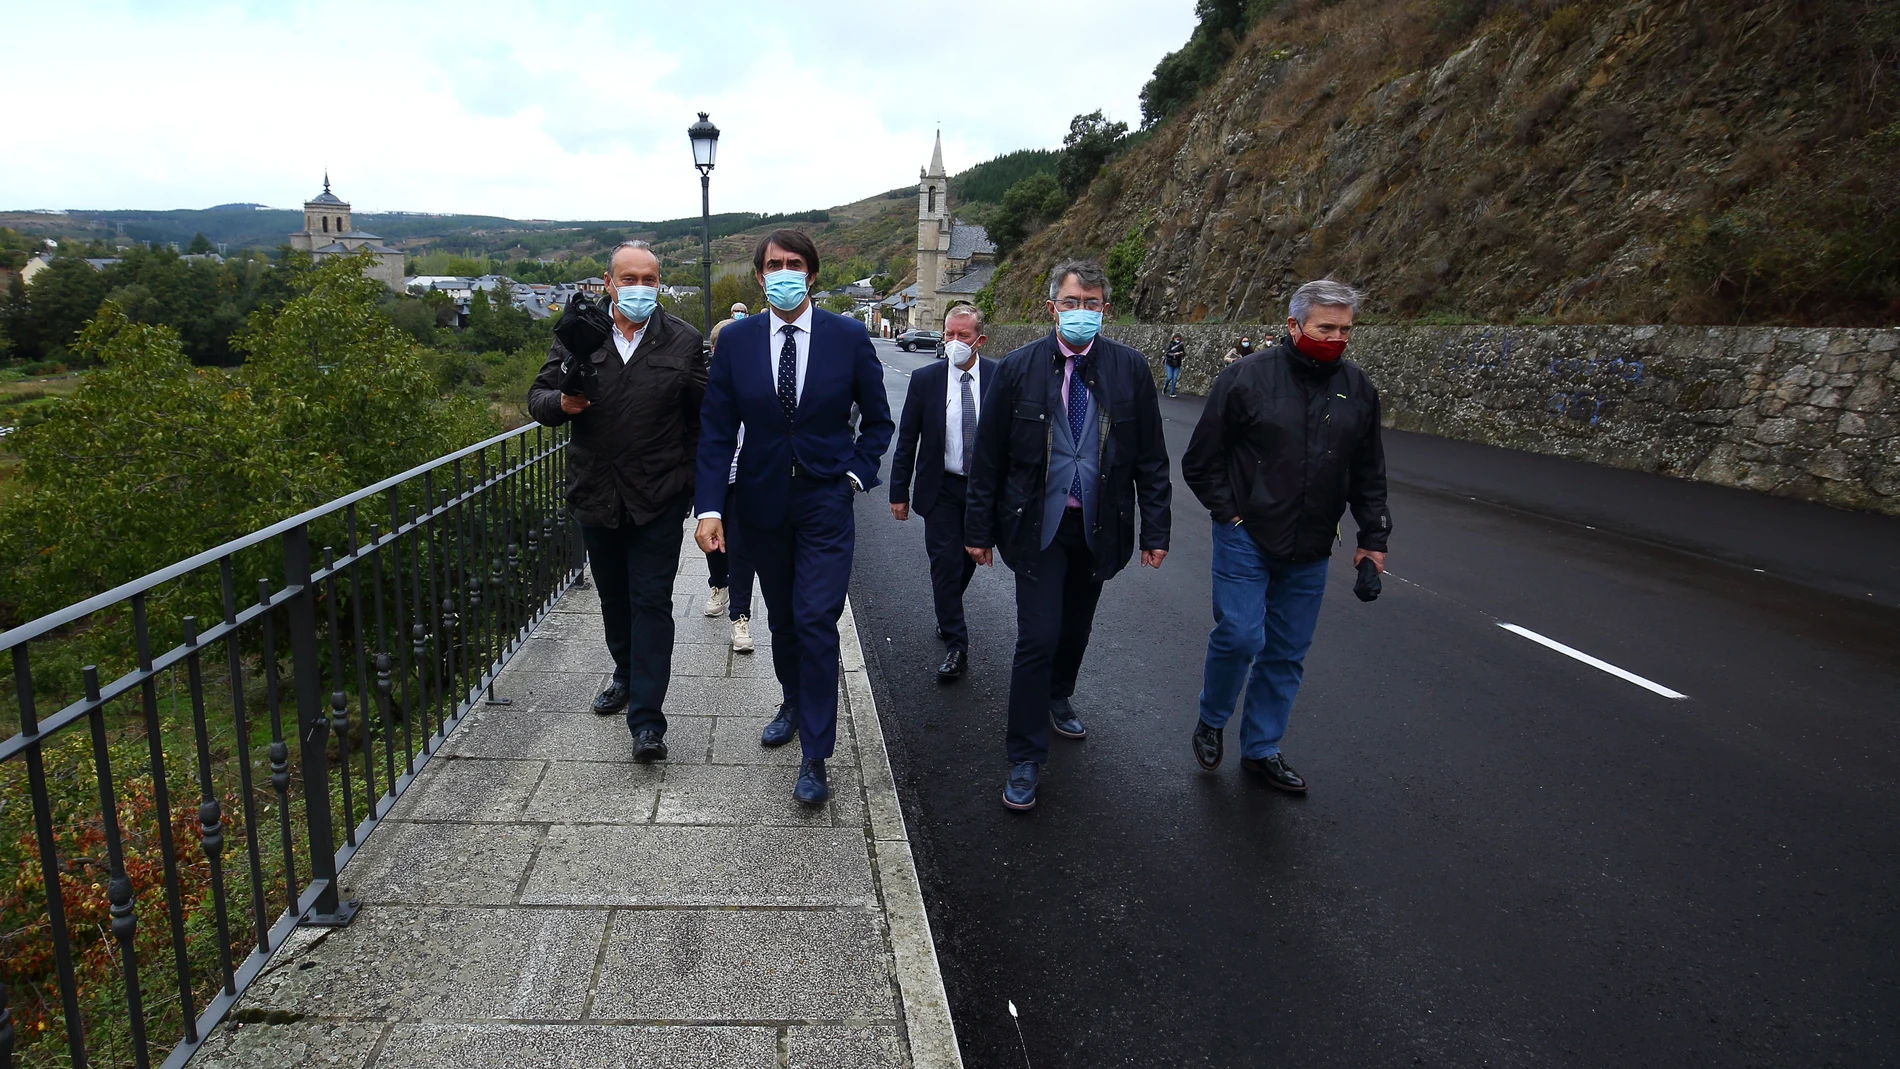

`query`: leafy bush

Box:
[988,174,1071,258]
[1057,111,1131,200]
[1105,227,1147,311]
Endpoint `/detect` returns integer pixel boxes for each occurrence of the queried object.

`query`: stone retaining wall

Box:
[981,323,1900,516]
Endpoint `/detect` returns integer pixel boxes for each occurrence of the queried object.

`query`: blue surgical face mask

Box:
[763,269,809,312]
[615,284,658,323]
[1056,308,1102,347]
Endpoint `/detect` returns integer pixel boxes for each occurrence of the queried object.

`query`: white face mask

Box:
[944,340,975,365]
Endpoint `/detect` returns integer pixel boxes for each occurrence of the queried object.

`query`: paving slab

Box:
[591,909,896,1021]
[190,1019,385,1069]
[338,820,541,905]
[654,763,843,827]
[374,1024,777,1069]
[441,705,712,764]
[484,669,609,713]
[237,905,605,1020]
[787,1024,908,1069]
[385,756,545,822]
[520,824,874,907]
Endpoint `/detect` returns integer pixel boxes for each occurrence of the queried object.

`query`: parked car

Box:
[896,329,943,353]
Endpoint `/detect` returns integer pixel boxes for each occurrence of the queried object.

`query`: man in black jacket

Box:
[1162,332,1186,396]
[890,304,998,680]
[1180,279,1391,793]
[965,260,1172,811]
[529,241,706,762]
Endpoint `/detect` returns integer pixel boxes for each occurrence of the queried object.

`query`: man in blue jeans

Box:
[1180,279,1391,792]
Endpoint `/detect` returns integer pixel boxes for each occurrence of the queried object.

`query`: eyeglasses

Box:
[1052,298,1105,312]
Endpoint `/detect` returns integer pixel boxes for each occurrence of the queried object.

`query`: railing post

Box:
[284,523,358,927]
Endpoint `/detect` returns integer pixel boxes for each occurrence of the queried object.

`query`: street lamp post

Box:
[688,112,720,334]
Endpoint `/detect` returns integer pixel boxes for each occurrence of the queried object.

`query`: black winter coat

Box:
[965,331,1171,582]
[1181,339,1391,562]
[528,309,706,527]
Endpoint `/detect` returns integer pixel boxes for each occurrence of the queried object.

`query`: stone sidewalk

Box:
[192,529,961,1069]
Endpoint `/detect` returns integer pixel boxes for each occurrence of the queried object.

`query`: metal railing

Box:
[0,422,580,1069]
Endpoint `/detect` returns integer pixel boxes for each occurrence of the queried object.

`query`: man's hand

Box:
[966,546,993,566]
[891,502,910,521]
[1353,548,1386,573]
[1141,549,1168,569]
[560,393,590,415]
[695,517,725,554]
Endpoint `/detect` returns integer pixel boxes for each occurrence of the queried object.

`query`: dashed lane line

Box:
[1497,622,1689,700]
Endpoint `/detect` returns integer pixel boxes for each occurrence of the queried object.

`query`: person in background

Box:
[702,302,752,618]
[1163,332,1187,396]
[1180,279,1391,794]
[694,229,894,807]
[889,304,998,681]
[1222,335,1254,367]
[528,240,704,763]
[963,259,1172,812]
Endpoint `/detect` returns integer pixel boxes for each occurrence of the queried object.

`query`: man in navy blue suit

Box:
[694,229,894,806]
[889,303,998,681]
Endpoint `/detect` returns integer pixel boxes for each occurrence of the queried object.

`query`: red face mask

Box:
[1293,328,1347,362]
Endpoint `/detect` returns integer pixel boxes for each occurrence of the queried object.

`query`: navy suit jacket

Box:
[695,306,895,528]
[890,355,1000,516]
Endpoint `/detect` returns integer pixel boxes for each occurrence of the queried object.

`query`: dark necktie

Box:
[959,370,976,473]
[777,324,798,423]
[1065,355,1090,498]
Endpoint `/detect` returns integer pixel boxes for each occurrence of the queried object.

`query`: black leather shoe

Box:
[631,729,667,763]
[937,647,966,681]
[1049,697,1086,740]
[1192,721,1223,770]
[760,704,796,748]
[1241,753,1307,793]
[794,758,830,806]
[591,681,629,716]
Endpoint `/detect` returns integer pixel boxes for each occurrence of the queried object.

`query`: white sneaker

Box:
[703,587,729,617]
[731,615,754,653]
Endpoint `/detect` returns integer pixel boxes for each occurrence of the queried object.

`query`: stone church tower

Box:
[913,132,950,331]
[287,172,406,292]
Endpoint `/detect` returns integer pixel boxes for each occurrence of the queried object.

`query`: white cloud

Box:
[0,0,1197,219]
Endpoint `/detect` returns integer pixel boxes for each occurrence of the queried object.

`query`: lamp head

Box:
[688,111,720,173]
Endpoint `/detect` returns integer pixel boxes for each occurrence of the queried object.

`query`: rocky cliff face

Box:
[991,0,1898,327]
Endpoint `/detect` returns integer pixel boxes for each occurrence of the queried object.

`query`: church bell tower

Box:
[914,131,949,330]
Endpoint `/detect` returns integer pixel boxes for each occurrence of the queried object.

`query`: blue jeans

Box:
[1164,365,1181,394]
[1197,520,1329,759]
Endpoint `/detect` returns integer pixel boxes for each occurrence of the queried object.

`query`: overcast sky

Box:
[1,1,1197,221]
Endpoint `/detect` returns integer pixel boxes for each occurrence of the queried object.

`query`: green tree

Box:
[988,173,1071,257]
[7,257,111,362]
[0,251,491,623]
[1105,227,1147,315]
[187,231,214,254]
[1057,111,1130,200]
[1139,0,1266,128]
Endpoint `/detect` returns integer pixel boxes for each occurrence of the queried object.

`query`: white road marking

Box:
[1497,623,1689,700]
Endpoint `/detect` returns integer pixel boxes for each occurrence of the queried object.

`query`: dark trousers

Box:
[923,472,978,650]
[704,544,756,619]
[1006,508,1104,764]
[735,474,854,760]
[579,496,688,736]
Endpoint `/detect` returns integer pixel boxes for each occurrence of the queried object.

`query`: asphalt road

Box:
[848,338,1900,1068]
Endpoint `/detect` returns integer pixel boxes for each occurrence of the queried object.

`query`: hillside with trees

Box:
[984,0,1900,327]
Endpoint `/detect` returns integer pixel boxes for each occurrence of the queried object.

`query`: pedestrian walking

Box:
[695,229,894,806]
[528,240,705,763]
[704,427,758,653]
[701,303,751,618]
[1180,279,1391,793]
[889,304,999,681]
[964,259,1172,811]
[1222,335,1254,366]
[1162,332,1186,396]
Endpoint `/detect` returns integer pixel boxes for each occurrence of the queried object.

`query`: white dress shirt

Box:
[765,303,814,400]
[612,320,646,362]
[944,357,981,475]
